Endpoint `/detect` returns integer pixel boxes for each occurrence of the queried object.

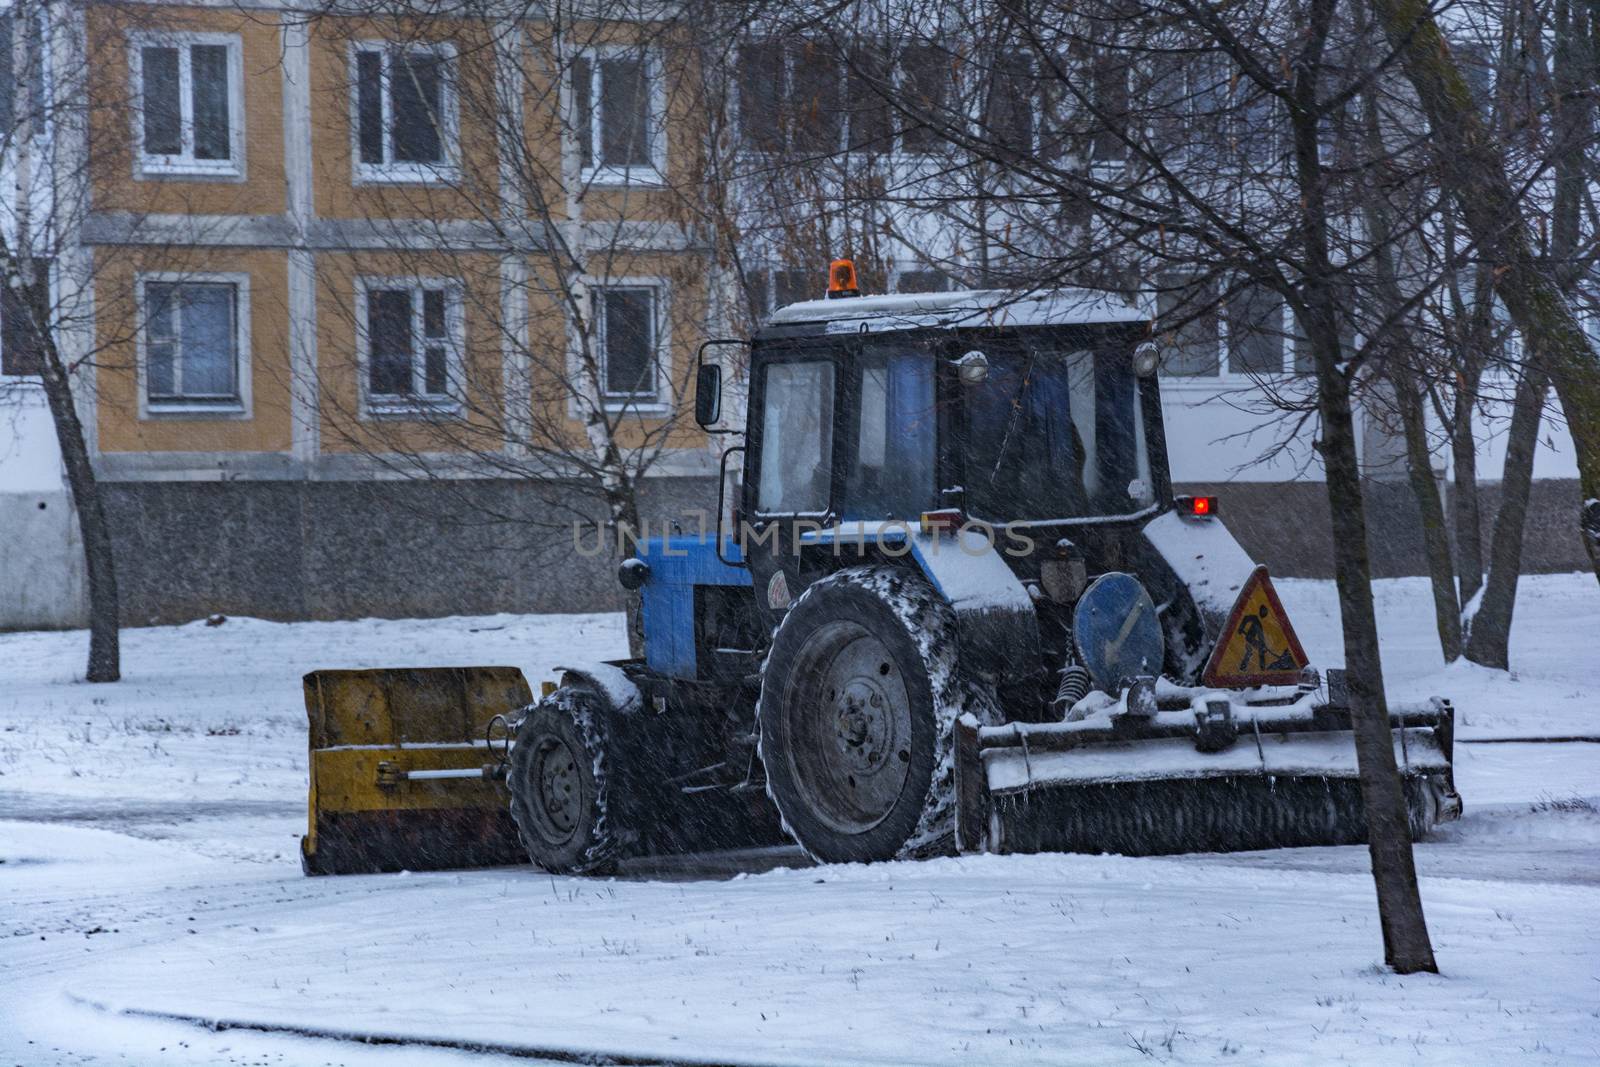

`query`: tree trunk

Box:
[1289,5,1436,972]
[1370,0,1600,584]
[1450,395,1484,605]
[1315,369,1438,973]
[30,273,120,682]
[1463,366,1548,668]
[1352,103,1461,663]
[1396,373,1462,661]
[609,491,646,659]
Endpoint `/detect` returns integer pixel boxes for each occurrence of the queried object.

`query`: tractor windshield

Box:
[840,343,937,520]
[756,360,835,514]
[962,338,1152,523]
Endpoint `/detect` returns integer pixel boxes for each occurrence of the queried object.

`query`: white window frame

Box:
[580,277,671,415]
[128,31,246,180]
[348,41,460,186]
[135,271,252,419]
[355,275,465,418]
[737,40,846,159]
[1220,287,1292,378]
[1157,278,1297,387]
[889,43,939,158]
[573,44,666,186]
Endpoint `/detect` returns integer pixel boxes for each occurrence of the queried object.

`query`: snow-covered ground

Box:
[2,574,1597,1065]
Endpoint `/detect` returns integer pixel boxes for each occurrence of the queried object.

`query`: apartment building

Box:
[0,1,1586,629]
[1,1,731,627]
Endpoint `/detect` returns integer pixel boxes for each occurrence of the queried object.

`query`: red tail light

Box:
[919,508,965,534]
[1177,495,1217,520]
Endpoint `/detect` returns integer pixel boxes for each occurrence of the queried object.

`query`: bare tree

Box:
[1344,0,1589,668]
[1370,0,1600,585]
[2,1,121,680]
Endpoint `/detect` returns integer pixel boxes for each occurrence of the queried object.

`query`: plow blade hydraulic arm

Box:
[302,666,533,875]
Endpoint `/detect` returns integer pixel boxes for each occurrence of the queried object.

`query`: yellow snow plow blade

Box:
[301,667,532,875]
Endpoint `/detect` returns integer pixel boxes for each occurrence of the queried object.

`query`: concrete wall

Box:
[1174,478,1591,579]
[88,473,1591,627]
[101,476,720,626]
[0,491,88,629]
[0,390,89,630]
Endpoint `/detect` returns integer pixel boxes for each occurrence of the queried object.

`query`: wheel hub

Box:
[783,621,915,835]
[528,736,581,842]
[834,679,893,770]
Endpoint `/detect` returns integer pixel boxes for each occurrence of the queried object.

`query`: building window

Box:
[1159,278,1299,377]
[1224,285,1286,375]
[740,39,962,157]
[360,280,461,412]
[1157,278,1220,377]
[573,47,665,184]
[748,266,814,318]
[595,285,663,403]
[140,277,248,412]
[1290,283,1358,373]
[982,52,1037,155]
[130,34,243,177]
[739,40,848,156]
[898,44,952,155]
[1145,46,1280,165]
[0,14,12,140]
[894,269,952,295]
[352,43,456,183]
[1,259,49,377]
[1,7,44,147]
[844,43,893,152]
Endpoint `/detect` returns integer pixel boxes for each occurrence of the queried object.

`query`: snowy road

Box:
[3,575,1597,1065]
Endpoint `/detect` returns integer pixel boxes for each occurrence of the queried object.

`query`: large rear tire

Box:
[758,566,987,864]
[507,686,621,875]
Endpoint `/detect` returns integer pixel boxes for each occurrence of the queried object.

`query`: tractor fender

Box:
[557,663,643,715]
[1141,510,1258,619]
[905,527,1040,685]
[1140,510,1260,674]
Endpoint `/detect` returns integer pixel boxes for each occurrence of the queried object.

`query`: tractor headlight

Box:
[955,350,990,385]
[617,558,650,590]
[1133,342,1161,377]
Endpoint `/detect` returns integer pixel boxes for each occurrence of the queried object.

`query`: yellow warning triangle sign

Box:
[1200,565,1309,687]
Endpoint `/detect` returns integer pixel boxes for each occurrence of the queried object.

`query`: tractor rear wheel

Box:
[758,566,975,864]
[507,686,621,875]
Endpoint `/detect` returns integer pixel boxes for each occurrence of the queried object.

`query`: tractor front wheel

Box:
[758,566,967,864]
[507,687,621,875]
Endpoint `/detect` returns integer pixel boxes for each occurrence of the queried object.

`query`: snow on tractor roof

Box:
[765,287,1152,334]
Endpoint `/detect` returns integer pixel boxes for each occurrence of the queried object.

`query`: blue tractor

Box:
[299,271,1460,877]
[498,273,1461,874]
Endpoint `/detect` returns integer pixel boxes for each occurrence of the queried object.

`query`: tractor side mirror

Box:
[694,364,722,427]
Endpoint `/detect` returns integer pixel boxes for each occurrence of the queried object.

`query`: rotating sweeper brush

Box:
[298,277,1461,876]
[951,563,1461,858]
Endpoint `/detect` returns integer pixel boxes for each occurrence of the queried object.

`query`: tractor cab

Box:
[739,286,1167,531]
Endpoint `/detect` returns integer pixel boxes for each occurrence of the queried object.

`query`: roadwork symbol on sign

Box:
[1201,565,1309,687]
